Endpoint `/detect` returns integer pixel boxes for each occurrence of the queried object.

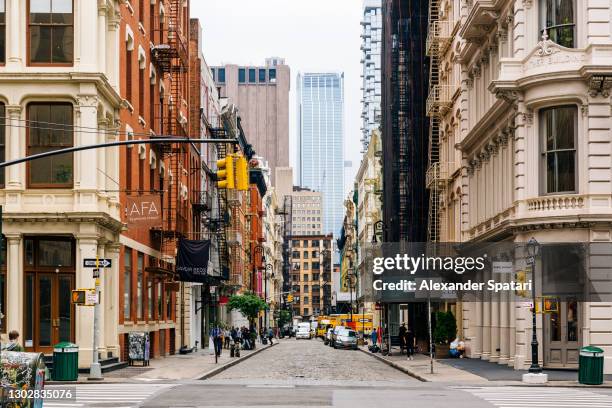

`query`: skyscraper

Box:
[297,72,345,236]
[211,58,290,184]
[360,0,383,152]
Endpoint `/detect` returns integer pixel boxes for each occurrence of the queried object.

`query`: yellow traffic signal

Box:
[235,154,249,191]
[217,154,235,189]
[287,294,294,303]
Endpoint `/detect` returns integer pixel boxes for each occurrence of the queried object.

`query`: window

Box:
[303,285,309,293]
[139,0,144,24]
[303,308,309,315]
[210,68,215,81]
[156,281,162,319]
[292,251,300,259]
[238,68,246,83]
[126,142,133,191]
[147,275,153,320]
[303,296,309,304]
[303,274,308,281]
[126,49,133,102]
[303,251,309,258]
[541,106,577,194]
[269,69,276,82]
[123,249,132,320]
[258,69,266,83]
[303,240,309,247]
[0,0,5,63]
[27,103,73,188]
[0,103,4,188]
[217,68,225,83]
[139,66,145,117]
[248,68,256,83]
[137,252,144,320]
[149,82,155,130]
[29,0,74,64]
[541,0,575,48]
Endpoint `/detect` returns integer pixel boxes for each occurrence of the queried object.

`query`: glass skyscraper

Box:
[297,72,345,237]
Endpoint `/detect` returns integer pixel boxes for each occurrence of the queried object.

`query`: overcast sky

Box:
[192,0,363,194]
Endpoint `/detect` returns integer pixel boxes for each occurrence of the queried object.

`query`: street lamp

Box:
[526,237,542,374]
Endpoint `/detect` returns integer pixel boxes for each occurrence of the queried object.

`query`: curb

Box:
[197,342,277,380]
[46,343,277,385]
[358,347,428,382]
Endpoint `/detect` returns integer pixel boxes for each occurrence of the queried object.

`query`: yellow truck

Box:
[316,316,333,338]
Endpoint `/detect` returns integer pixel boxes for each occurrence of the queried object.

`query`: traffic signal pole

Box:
[89,256,102,380]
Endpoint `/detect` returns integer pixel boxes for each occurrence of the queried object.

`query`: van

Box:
[296,322,311,340]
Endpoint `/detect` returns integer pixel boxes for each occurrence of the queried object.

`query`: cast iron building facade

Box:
[381,0,430,242]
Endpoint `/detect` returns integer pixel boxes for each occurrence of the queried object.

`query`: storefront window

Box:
[137,253,144,320]
[38,239,73,266]
[123,249,132,320]
[147,276,153,320]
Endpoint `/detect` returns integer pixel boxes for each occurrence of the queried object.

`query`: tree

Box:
[227,292,268,327]
[278,310,292,327]
[433,311,457,344]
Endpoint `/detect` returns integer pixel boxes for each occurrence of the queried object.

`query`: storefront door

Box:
[25,273,75,354]
[23,237,76,354]
[544,299,580,368]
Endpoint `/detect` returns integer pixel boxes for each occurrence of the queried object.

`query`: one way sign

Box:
[83,258,112,268]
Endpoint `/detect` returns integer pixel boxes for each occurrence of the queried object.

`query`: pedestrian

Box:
[370,328,378,349]
[405,327,416,360]
[224,328,231,349]
[212,326,223,357]
[398,323,407,354]
[6,330,24,352]
[267,327,274,345]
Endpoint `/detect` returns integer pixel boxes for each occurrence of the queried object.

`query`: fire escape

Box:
[150,0,189,260]
[210,127,231,282]
[426,0,449,243]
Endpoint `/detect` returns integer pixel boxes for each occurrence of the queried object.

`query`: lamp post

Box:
[526,237,542,374]
[264,263,273,328]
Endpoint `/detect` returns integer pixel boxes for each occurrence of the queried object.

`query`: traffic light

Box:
[235,154,249,191]
[217,154,235,189]
[72,289,86,305]
[287,293,294,303]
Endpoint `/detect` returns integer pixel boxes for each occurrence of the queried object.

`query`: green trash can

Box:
[52,342,79,381]
[579,346,604,385]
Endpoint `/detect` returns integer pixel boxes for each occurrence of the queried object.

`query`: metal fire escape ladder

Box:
[211,127,231,281]
[426,0,443,243]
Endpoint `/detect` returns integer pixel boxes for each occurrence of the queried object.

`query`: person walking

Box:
[267,327,274,345]
[212,326,223,357]
[370,328,378,350]
[405,327,416,360]
[398,323,407,354]
[224,328,231,349]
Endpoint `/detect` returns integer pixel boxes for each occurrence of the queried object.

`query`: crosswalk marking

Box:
[459,386,612,408]
[44,383,175,408]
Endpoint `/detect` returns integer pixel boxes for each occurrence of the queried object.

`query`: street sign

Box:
[92,268,100,279]
[83,258,112,268]
[492,261,514,274]
[86,291,99,306]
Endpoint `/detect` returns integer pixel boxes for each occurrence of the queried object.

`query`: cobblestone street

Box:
[213,338,414,384]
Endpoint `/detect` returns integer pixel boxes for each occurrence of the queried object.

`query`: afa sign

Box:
[125,194,162,228]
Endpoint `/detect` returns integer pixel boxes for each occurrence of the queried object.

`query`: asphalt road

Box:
[137,339,612,408]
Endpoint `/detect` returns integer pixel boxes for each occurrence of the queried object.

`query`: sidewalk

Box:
[360,346,612,387]
[48,342,275,384]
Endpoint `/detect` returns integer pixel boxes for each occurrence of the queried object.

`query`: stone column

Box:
[75,96,99,203]
[103,243,121,358]
[490,293,500,362]
[107,13,121,91]
[5,234,22,335]
[75,235,99,368]
[5,105,24,191]
[98,5,107,72]
[499,273,510,365]
[481,288,491,360]
[7,0,21,66]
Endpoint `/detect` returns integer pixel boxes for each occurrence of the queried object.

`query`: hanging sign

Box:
[176,239,211,283]
[125,194,162,228]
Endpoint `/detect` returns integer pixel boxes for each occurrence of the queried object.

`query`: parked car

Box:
[296,322,312,339]
[334,329,358,350]
[330,325,346,347]
[324,327,334,345]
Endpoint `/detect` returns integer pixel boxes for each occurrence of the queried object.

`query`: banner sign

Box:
[176,239,211,283]
[125,194,162,228]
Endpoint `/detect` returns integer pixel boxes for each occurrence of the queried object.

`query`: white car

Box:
[296,323,312,339]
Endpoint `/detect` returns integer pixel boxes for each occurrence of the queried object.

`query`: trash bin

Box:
[52,342,79,381]
[579,346,604,385]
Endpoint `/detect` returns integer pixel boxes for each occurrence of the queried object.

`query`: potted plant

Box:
[433,311,457,358]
